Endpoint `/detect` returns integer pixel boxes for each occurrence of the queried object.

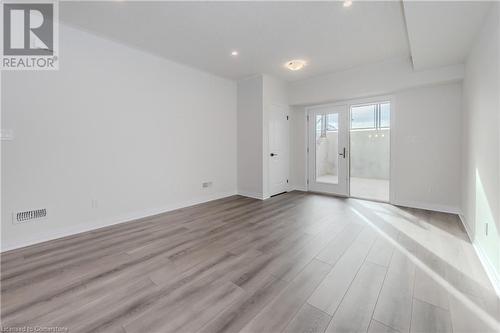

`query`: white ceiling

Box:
[60,1,491,82]
[60,1,409,81]
[403,1,491,70]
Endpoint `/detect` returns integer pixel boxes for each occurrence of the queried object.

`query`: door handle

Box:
[339,148,346,159]
[270,153,278,157]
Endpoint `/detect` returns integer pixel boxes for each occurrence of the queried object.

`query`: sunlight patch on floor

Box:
[350,206,500,332]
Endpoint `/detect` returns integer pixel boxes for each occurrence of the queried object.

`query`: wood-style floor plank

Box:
[325,261,387,333]
[239,259,331,333]
[282,303,332,333]
[307,227,377,315]
[366,237,395,267]
[316,222,364,265]
[368,319,401,333]
[372,250,416,333]
[1,192,497,333]
[410,299,453,333]
[198,274,287,333]
[413,267,450,310]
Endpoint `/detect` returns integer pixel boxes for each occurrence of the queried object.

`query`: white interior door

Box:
[269,104,290,196]
[308,104,349,196]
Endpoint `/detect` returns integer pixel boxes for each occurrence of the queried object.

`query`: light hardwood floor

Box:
[1,192,499,332]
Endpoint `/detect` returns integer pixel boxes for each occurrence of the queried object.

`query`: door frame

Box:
[305,95,395,203]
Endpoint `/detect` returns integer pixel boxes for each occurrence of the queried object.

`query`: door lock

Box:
[339,148,346,159]
[270,153,278,157]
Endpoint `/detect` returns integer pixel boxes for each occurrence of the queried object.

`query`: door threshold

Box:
[348,195,390,204]
[307,190,349,199]
[307,191,390,204]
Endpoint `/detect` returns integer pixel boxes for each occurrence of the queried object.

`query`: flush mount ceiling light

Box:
[343,0,353,7]
[231,50,239,56]
[285,59,307,71]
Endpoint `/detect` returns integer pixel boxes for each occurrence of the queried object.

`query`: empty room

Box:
[1,1,499,332]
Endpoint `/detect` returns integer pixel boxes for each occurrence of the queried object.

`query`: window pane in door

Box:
[351,104,376,129]
[316,115,323,140]
[316,113,338,184]
[380,102,390,128]
[326,114,338,131]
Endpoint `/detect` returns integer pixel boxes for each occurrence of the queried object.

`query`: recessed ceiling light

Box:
[231,50,239,56]
[343,0,353,8]
[285,59,307,71]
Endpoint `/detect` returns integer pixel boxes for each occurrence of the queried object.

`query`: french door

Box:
[307,104,349,196]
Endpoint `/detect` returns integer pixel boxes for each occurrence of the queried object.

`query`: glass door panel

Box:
[315,113,339,184]
[308,104,349,196]
[349,102,391,202]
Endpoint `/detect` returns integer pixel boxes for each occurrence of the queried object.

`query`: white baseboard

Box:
[290,184,308,192]
[459,214,500,297]
[1,190,237,253]
[391,199,460,214]
[237,190,265,200]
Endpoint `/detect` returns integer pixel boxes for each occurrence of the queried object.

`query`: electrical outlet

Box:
[91,199,99,208]
[202,181,213,188]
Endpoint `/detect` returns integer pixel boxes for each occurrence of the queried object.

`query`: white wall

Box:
[289,82,462,213]
[237,74,288,199]
[237,76,263,199]
[288,57,464,106]
[461,4,500,281]
[1,24,237,251]
[392,83,462,212]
